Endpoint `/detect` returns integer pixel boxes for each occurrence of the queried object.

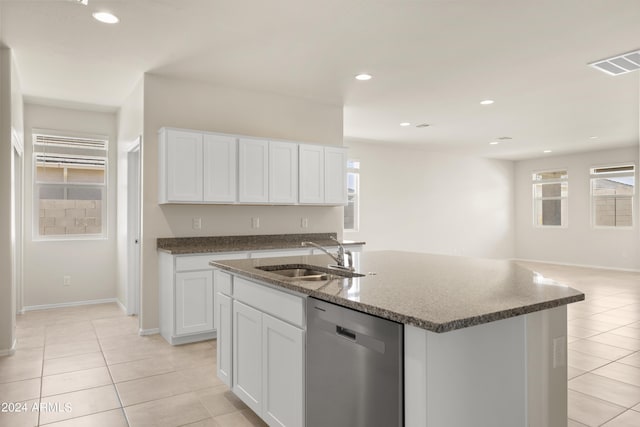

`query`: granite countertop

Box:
[157,233,365,255]
[211,250,585,333]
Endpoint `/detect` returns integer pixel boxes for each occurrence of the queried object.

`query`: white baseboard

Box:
[139,328,159,336]
[22,298,119,312]
[512,258,640,273]
[115,299,127,313]
[0,340,17,357]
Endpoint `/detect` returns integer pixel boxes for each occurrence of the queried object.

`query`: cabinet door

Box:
[165,129,203,202]
[203,134,237,202]
[299,144,324,204]
[216,292,233,387]
[262,314,305,427]
[269,141,298,204]
[233,301,263,415]
[238,138,269,203]
[324,147,348,205]
[175,271,213,335]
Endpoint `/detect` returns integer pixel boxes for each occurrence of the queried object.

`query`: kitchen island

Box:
[211,250,584,427]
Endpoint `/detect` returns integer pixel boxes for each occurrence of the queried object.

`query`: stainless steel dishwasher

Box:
[306,297,404,427]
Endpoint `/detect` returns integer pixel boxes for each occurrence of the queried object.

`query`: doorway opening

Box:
[127,137,141,316]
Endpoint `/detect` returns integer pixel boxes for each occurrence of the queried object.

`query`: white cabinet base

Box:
[405,306,567,427]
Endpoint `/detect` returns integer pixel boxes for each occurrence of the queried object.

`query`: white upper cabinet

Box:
[299,144,325,204]
[300,144,348,205]
[269,141,298,204]
[238,138,269,203]
[159,129,203,203]
[203,134,237,203]
[159,127,348,206]
[324,146,348,205]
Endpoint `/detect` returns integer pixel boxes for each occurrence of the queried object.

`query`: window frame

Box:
[590,163,635,230]
[532,168,568,228]
[344,159,360,232]
[32,130,109,241]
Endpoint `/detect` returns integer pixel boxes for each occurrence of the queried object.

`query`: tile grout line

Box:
[37,327,46,427]
[92,310,131,427]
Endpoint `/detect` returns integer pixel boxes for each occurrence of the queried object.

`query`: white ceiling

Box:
[1,0,638,160]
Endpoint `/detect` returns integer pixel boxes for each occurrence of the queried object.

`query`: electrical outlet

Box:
[192,217,202,230]
[63,275,71,287]
[301,218,309,228]
[553,336,567,368]
[251,217,260,229]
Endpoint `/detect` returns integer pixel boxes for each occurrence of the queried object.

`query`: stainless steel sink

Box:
[269,268,330,280]
[257,264,365,281]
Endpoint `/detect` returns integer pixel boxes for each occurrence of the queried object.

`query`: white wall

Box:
[514,146,640,270]
[139,74,344,330]
[344,140,515,259]
[116,78,144,310]
[23,104,118,307]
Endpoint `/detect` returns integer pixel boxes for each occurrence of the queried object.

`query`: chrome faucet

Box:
[302,236,354,271]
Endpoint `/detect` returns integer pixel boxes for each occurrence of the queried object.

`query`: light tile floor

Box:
[1,262,639,426]
[0,303,267,427]
[518,262,640,427]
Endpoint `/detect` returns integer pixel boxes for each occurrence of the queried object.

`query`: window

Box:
[344,160,360,232]
[590,164,635,228]
[532,169,568,227]
[33,132,108,239]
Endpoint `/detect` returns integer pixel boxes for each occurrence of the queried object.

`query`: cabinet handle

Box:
[336,326,356,341]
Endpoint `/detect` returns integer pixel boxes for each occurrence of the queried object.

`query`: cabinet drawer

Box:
[234,277,305,328]
[176,253,249,271]
[215,270,233,296]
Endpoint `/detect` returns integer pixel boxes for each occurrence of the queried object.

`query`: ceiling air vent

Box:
[589,50,640,76]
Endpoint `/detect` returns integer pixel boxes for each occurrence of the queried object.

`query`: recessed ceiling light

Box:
[93,11,119,24]
[399,122,411,127]
[543,150,552,153]
[355,74,372,81]
[480,99,494,105]
[489,141,499,145]
[589,136,598,139]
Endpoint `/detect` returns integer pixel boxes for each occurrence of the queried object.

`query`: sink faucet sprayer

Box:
[301,236,354,271]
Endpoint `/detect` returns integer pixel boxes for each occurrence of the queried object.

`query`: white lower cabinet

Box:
[175,271,214,335]
[262,313,304,427]
[218,271,305,427]
[216,292,233,387]
[159,252,219,345]
[159,252,248,345]
[232,301,263,414]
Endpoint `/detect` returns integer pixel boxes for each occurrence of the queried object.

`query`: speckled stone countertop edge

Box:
[211,261,585,333]
[157,233,365,255]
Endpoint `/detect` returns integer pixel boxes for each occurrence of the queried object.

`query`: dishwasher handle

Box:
[336,325,357,341]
